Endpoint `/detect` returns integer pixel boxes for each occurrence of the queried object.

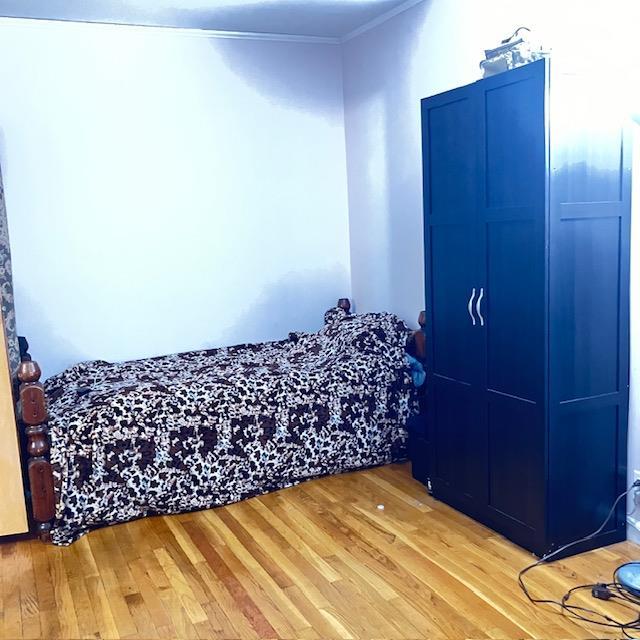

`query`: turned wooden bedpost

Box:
[414,310,426,360]
[18,357,55,541]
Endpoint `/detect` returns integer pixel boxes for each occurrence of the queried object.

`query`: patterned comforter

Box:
[45,307,418,544]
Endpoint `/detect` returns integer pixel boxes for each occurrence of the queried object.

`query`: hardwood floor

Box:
[1,463,638,639]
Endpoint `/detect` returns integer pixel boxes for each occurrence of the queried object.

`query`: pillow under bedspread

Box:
[45,309,418,544]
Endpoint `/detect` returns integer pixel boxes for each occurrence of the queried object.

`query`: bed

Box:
[17,299,425,544]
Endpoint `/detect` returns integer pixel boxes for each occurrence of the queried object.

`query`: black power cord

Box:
[518,481,640,638]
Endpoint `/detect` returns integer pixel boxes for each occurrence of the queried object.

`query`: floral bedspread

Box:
[45,307,418,544]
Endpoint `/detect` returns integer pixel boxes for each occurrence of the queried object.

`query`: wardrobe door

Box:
[476,60,547,548]
[422,85,486,511]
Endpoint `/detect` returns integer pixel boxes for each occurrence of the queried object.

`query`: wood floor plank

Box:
[192,558,260,639]
[15,541,40,640]
[249,499,342,583]
[125,591,159,639]
[163,516,206,566]
[483,536,628,632]
[324,548,482,639]
[282,584,350,639]
[84,574,120,640]
[128,558,174,632]
[1,543,23,640]
[2,463,638,639]
[284,489,484,637]
[49,547,81,640]
[224,504,332,609]
[325,554,424,639]
[186,521,278,638]
[29,542,61,640]
[86,534,137,638]
[66,576,99,640]
[204,509,311,638]
[199,599,246,640]
[153,546,209,625]
[294,484,527,637]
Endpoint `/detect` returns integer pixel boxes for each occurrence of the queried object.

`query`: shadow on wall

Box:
[15,266,349,380]
[208,3,435,326]
[343,0,433,324]
[210,36,342,120]
[3,34,351,381]
[217,265,350,348]
[13,286,88,380]
[382,1,431,321]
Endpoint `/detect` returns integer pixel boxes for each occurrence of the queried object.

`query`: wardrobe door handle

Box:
[476,287,484,327]
[467,288,476,326]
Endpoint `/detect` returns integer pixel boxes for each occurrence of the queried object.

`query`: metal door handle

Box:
[467,288,476,326]
[476,287,484,327]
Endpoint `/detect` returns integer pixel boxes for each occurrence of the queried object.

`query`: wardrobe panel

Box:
[426,96,476,222]
[553,75,625,205]
[484,76,542,209]
[486,220,543,402]
[432,377,484,501]
[556,216,621,402]
[560,129,623,204]
[487,396,543,529]
[430,225,479,384]
[549,404,619,545]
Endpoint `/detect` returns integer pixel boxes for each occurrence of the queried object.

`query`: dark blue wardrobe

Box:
[420,59,631,557]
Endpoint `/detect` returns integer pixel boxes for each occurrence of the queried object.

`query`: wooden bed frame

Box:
[16,298,425,541]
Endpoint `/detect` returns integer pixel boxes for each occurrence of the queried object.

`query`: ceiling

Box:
[0,0,415,38]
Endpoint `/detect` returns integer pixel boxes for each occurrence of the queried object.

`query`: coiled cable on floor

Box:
[518,482,640,639]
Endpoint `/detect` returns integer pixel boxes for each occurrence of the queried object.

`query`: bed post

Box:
[337,298,351,313]
[18,357,55,541]
[414,310,426,360]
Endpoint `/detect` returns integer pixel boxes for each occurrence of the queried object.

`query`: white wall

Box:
[342,0,640,322]
[0,19,351,379]
[342,0,640,540]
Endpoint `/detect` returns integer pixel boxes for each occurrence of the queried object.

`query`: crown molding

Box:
[0,16,340,44]
[0,1,427,47]
[340,0,425,43]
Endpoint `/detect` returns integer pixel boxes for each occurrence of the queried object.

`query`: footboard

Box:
[18,355,55,541]
[407,310,426,360]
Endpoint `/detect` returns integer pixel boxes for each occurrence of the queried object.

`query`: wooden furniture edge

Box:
[17,352,54,542]
[0,313,29,536]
